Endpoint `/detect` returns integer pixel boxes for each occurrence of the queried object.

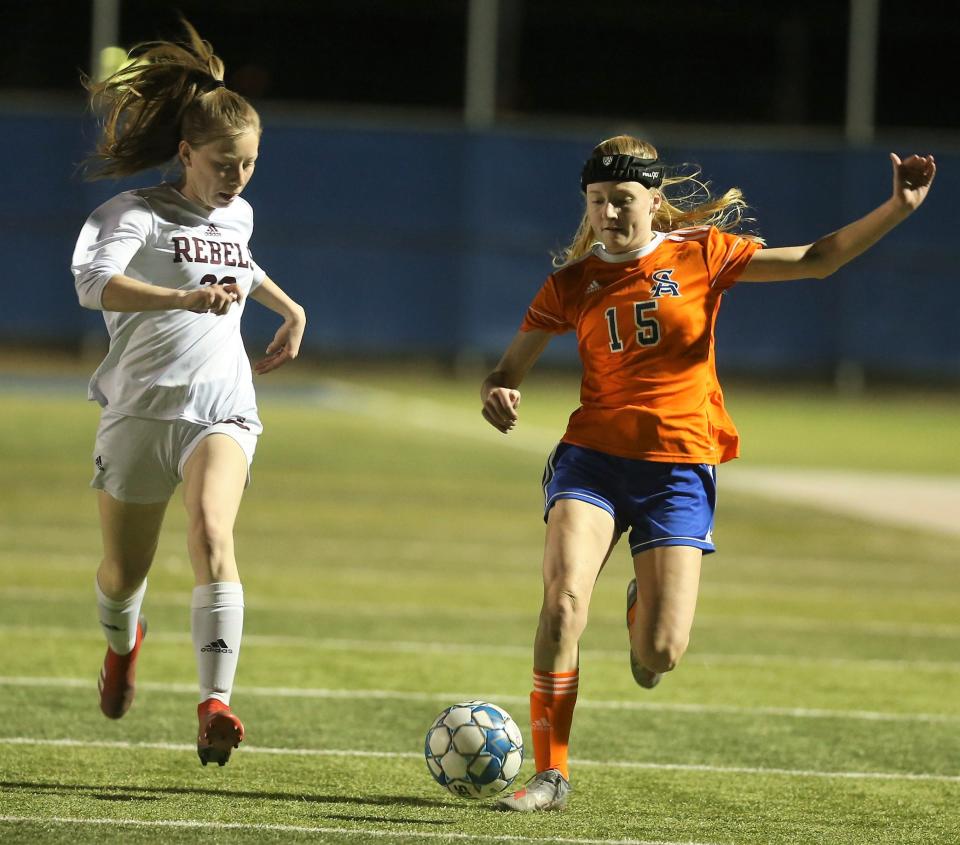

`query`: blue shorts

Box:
[541,442,717,555]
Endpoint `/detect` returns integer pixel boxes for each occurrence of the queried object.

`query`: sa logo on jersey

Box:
[650,268,681,298]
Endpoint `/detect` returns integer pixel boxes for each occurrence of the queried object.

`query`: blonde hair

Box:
[82,19,260,180]
[554,134,760,267]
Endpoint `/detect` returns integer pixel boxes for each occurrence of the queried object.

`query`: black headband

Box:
[580,154,664,191]
[197,74,226,94]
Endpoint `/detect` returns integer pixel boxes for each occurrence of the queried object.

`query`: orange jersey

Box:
[521,226,760,464]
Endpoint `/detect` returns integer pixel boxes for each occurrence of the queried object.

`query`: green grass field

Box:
[1,362,958,844]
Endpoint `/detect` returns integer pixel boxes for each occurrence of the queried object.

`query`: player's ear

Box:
[649,190,662,214]
[178,140,192,168]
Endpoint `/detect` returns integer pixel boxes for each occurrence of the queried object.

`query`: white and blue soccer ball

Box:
[424,700,524,799]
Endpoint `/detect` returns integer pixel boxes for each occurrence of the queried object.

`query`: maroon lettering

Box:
[192,237,209,263]
[199,273,237,287]
[172,236,191,263]
[172,237,251,268]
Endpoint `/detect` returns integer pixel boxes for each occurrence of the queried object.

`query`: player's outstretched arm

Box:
[101,273,241,314]
[739,153,936,283]
[481,329,552,434]
[249,276,306,374]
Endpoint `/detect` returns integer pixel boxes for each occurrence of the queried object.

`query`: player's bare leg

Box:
[183,433,247,587]
[534,500,618,673]
[182,433,248,766]
[497,499,617,812]
[96,492,168,718]
[628,545,702,688]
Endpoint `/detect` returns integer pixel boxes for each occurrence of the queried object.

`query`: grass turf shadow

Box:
[0,780,456,809]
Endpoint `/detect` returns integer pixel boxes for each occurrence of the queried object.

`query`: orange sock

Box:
[529,668,579,780]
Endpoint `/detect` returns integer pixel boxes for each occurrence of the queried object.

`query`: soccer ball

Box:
[424,700,524,799]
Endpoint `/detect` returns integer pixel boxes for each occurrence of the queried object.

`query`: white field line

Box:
[1,676,956,725]
[3,585,960,640]
[0,815,721,845]
[1,625,959,675]
[2,738,959,785]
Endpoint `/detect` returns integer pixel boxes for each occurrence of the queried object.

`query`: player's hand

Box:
[180,283,242,315]
[254,315,305,374]
[891,153,936,211]
[482,387,521,433]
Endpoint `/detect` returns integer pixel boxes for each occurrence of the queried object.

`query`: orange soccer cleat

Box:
[197,698,245,767]
[98,616,147,719]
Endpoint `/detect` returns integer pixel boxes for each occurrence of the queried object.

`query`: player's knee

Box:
[99,567,147,598]
[638,632,689,674]
[540,588,587,645]
[188,506,234,563]
[99,557,151,596]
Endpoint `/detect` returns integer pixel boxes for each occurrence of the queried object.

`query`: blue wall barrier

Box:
[2,105,956,379]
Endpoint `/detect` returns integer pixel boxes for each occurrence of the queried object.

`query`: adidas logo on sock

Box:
[99,621,123,631]
[531,717,552,731]
[200,638,233,653]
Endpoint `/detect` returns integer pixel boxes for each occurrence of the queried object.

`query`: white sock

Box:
[191,582,244,705]
[95,577,146,655]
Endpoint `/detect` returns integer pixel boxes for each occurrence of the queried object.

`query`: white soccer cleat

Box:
[493,768,571,812]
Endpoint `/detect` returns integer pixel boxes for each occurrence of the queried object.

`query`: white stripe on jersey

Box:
[712,237,745,287]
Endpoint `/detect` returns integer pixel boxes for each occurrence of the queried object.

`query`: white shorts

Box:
[91,410,262,504]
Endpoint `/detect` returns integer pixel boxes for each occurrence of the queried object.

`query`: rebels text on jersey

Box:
[521,227,760,464]
[72,184,267,425]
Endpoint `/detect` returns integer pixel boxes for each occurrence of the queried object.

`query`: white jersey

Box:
[72,184,267,425]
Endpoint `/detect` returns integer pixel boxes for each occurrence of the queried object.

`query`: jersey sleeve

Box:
[520,274,574,334]
[238,197,267,291]
[248,252,267,291]
[72,193,154,310]
[707,226,762,291]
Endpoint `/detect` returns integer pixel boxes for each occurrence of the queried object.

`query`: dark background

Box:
[2,0,956,132]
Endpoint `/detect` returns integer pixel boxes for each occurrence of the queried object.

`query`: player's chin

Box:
[601,230,628,247]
